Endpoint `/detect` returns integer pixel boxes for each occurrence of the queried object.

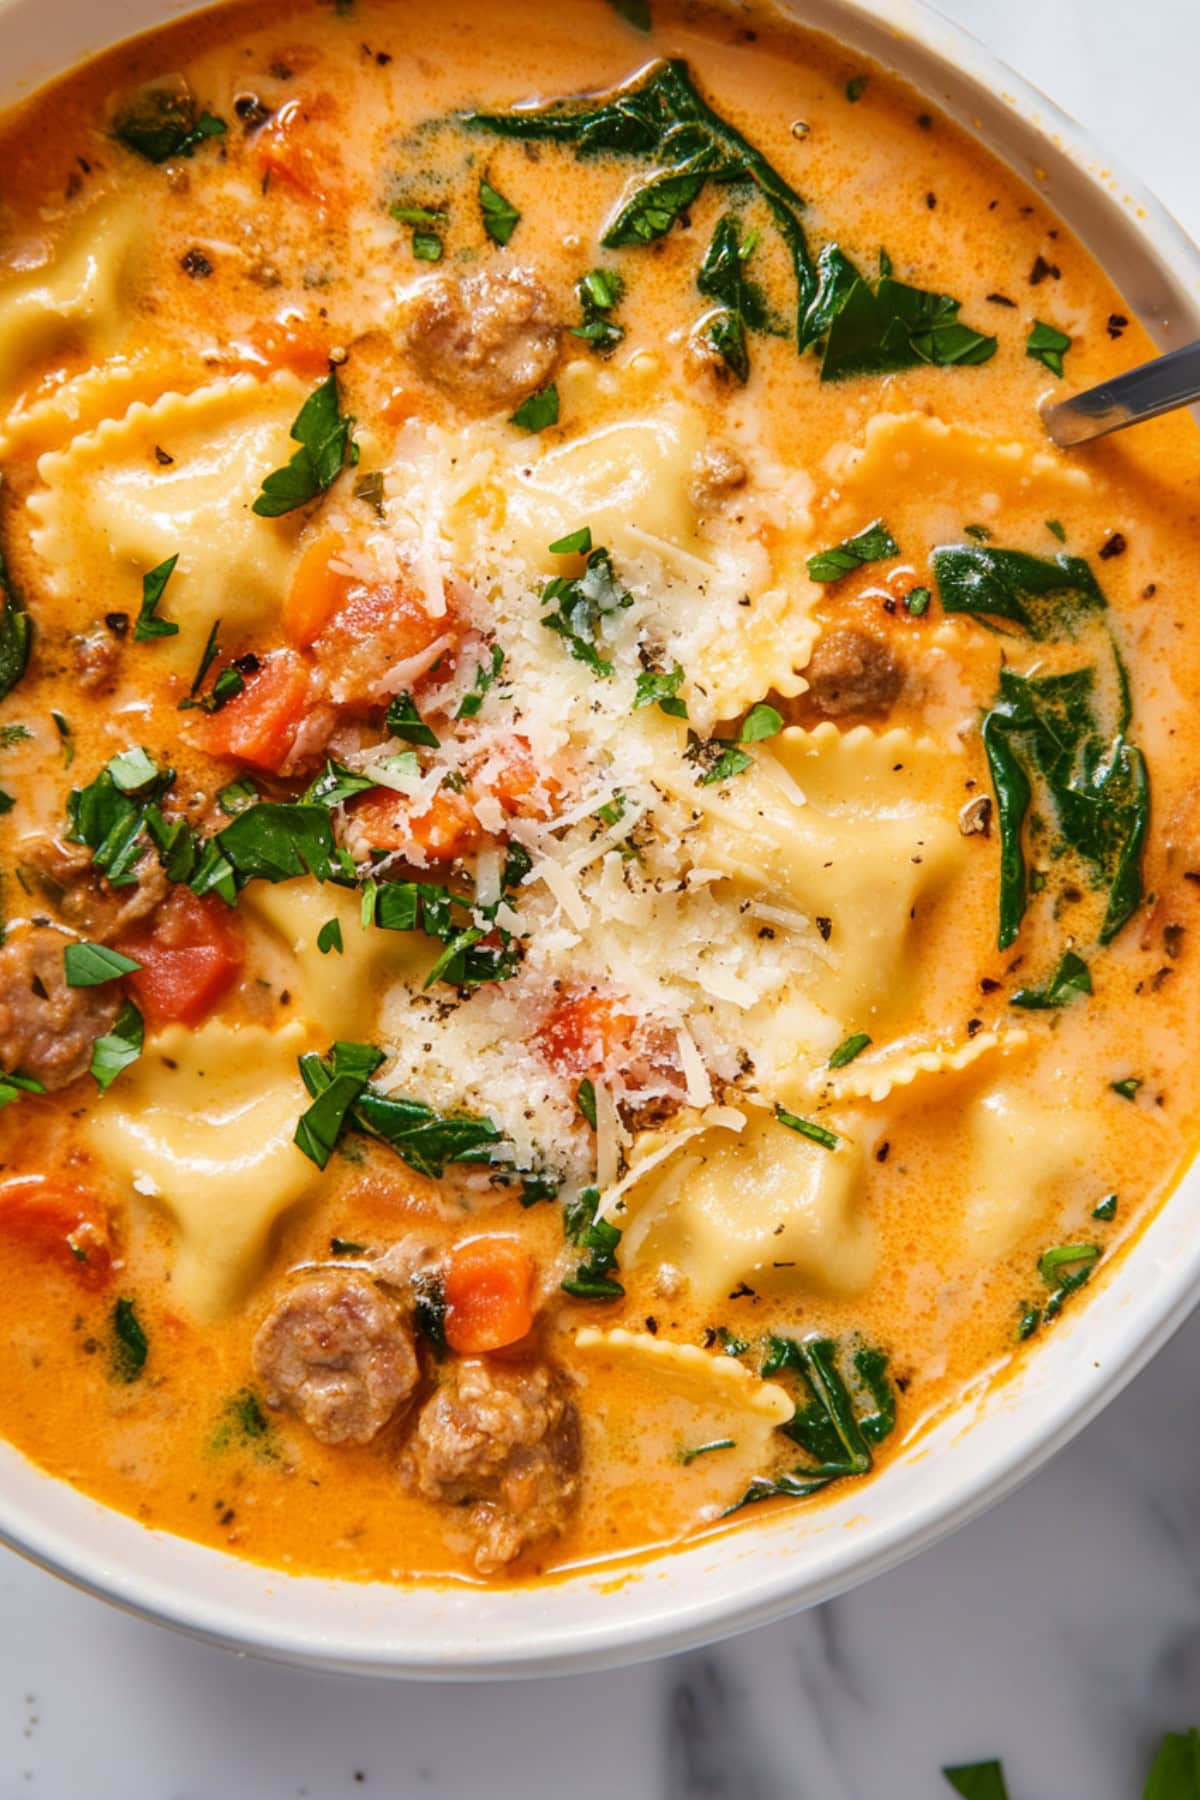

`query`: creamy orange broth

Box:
[0,0,1197,1586]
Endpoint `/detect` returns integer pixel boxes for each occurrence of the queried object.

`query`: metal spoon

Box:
[1040,338,1200,446]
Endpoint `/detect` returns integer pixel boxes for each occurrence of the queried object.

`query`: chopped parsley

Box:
[562,1188,625,1300]
[455,644,505,719]
[217,778,258,816]
[0,1070,46,1110]
[253,371,355,518]
[90,999,145,1092]
[775,1105,839,1150]
[63,942,140,988]
[1018,1241,1103,1339]
[391,202,447,262]
[510,383,560,432]
[905,586,931,616]
[609,0,651,28]
[133,555,180,642]
[942,1762,1009,1800]
[634,662,687,718]
[1110,1075,1142,1101]
[479,176,520,245]
[211,1387,277,1457]
[112,79,226,163]
[330,1237,366,1256]
[386,692,440,748]
[1010,948,1092,1010]
[575,1077,598,1129]
[739,703,783,742]
[1092,1193,1118,1222]
[1026,318,1072,377]
[541,545,633,675]
[678,1438,735,1465]
[317,917,344,956]
[51,711,74,768]
[548,526,593,556]
[695,214,772,383]
[110,1298,148,1383]
[807,520,899,583]
[828,1032,871,1069]
[572,267,626,352]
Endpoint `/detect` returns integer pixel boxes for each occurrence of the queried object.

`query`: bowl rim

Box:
[2,0,1199,1681]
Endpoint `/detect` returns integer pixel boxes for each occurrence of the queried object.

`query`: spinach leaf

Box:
[572,267,625,352]
[363,876,520,987]
[510,384,559,431]
[110,1297,148,1382]
[0,546,32,702]
[479,176,520,245]
[133,556,180,641]
[302,759,377,809]
[465,60,820,344]
[253,372,354,518]
[807,519,898,582]
[562,1188,625,1300]
[542,545,633,675]
[1018,1241,1103,1339]
[820,270,997,380]
[295,1041,385,1170]
[982,663,1148,951]
[609,0,651,28]
[1027,319,1071,377]
[0,1070,46,1110]
[112,79,226,163]
[933,545,1107,639]
[943,1763,1010,1800]
[1145,1730,1200,1800]
[733,1335,895,1509]
[211,1387,279,1458]
[696,214,770,383]
[193,802,350,894]
[90,999,145,1091]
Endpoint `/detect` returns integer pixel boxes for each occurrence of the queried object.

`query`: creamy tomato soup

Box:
[0,0,1197,1586]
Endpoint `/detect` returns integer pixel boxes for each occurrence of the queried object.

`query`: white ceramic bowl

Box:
[2,0,1198,1680]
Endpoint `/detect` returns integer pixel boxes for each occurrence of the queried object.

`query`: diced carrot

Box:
[256,96,342,210]
[197,649,313,773]
[117,888,244,1030]
[0,1176,112,1287]
[444,1237,536,1354]
[381,385,420,425]
[284,530,353,647]
[350,785,482,861]
[534,990,639,1078]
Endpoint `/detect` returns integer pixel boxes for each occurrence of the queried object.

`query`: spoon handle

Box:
[1040,338,1200,446]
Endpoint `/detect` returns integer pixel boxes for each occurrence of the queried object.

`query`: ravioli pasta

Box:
[0,0,1196,1587]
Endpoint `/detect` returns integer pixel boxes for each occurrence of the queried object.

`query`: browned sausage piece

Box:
[253,1271,420,1446]
[0,922,120,1091]
[403,1358,581,1574]
[804,627,904,718]
[17,834,167,942]
[399,268,560,414]
[72,627,122,694]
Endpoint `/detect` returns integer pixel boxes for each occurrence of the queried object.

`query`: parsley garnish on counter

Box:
[253,371,356,517]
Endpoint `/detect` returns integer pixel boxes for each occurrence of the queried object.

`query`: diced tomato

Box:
[444,1236,536,1354]
[283,530,354,648]
[117,888,244,1029]
[197,649,314,773]
[534,990,640,1078]
[0,1176,112,1287]
[256,95,343,210]
[350,784,482,862]
[478,738,560,823]
[312,579,458,707]
[221,316,333,378]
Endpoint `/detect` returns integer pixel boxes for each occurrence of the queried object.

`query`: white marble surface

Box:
[4,3,1200,1796]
